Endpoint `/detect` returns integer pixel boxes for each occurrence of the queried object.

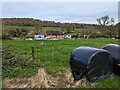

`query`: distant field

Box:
[3,25,35,31]
[46,27,62,31]
[2,26,62,32]
[2,38,120,88]
[2,25,99,33]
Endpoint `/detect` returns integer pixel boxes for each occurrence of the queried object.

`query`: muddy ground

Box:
[3,68,88,88]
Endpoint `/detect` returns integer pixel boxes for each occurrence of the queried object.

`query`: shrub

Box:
[26,34,34,39]
[2,34,11,40]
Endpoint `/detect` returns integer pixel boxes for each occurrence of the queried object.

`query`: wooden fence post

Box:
[52,44,54,64]
[43,44,46,67]
[31,47,35,61]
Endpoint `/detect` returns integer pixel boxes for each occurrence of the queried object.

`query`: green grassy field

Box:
[3,26,62,32]
[3,25,99,34]
[2,38,120,88]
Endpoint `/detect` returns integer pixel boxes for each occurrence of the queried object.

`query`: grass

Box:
[2,38,120,88]
[77,74,120,88]
[46,27,62,31]
[2,38,119,74]
[3,25,100,34]
[3,26,35,32]
[2,26,62,32]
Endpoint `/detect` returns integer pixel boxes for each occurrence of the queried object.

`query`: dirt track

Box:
[3,68,86,88]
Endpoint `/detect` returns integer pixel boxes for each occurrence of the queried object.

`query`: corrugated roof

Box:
[46,30,63,35]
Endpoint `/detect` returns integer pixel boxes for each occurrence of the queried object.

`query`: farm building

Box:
[46,30,63,40]
[34,35,44,40]
[64,34,72,39]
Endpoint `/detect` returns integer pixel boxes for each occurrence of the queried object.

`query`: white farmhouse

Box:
[64,34,72,39]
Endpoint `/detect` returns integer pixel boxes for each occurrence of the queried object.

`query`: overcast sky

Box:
[1,2,118,24]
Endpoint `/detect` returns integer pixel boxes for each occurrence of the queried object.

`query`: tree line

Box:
[1,18,98,28]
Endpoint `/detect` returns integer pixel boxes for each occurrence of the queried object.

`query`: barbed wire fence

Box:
[39,42,72,73]
[2,41,73,76]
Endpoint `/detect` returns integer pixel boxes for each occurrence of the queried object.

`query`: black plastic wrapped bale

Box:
[70,46,113,83]
[102,44,120,76]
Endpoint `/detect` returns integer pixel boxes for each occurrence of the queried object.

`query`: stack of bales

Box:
[70,44,120,83]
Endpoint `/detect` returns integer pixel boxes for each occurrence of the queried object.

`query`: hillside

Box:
[1,18,119,39]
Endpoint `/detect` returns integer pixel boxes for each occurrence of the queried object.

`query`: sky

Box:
[1,1,119,24]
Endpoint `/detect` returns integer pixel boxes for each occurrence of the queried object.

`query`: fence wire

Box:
[2,43,72,77]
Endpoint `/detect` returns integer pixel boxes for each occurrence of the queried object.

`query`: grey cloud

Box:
[2,2,118,24]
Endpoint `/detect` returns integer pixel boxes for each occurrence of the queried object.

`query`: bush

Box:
[26,34,34,39]
[2,34,11,40]
[2,45,37,77]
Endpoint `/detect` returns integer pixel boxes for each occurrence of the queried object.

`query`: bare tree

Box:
[97,15,114,26]
[97,15,115,38]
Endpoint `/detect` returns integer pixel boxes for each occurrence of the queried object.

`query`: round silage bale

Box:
[70,46,113,83]
[102,44,120,77]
